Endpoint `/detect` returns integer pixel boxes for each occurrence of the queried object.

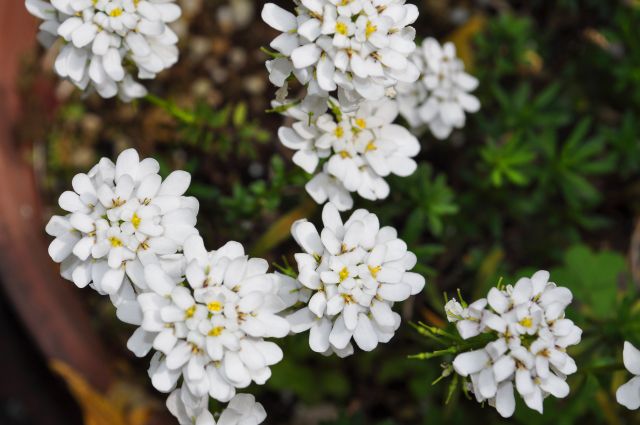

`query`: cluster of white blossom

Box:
[446,271,582,417]
[617,341,640,410]
[46,148,198,299]
[25,0,181,101]
[131,235,293,402]
[287,202,425,356]
[46,149,276,424]
[168,388,266,425]
[278,97,420,210]
[262,0,420,106]
[395,38,480,139]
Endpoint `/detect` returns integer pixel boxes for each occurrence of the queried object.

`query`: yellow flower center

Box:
[339,267,350,282]
[109,236,123,248]
[365,21,378,38]
[355,118,367,129]
[368,265,381,278]
[109,8,123,17]
[131,213,141,229]
[519,316,533,328]
[341,293,354,304]
[334,126,344,138]
[365,141,377,152]
[207,301,223,312]
[185,305,197,319]
[339,150,350,159]
[208,326,224,337]
[335,22,348,36]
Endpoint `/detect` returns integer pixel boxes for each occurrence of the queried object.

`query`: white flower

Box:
[444,299,465,322]
[46,148,199,296]
[617,341,640,410]
[261,1,420,105]
[167,386,267,425]
[279,98,420,209]
[132,235,290,401]
[305,165,354,212]
[395,38,480,139]
[25,0,181,100]
[287,202,425,356]
[215,393,267,425]
[450,271,581,417]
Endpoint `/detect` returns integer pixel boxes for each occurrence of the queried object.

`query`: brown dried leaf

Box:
[445,15,487,72]
[50,360,152,425]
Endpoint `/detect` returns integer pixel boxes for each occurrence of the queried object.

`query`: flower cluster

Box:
[279,98,420,210]
[447,271,581,417]
[25,0,181,100]
[395,38,480,139]
[132,235,292,402]
[46,148,198,299]
[617,341,640,410]
[45,149,276,424]
[167,388,266,425]
[262,0,420,106]
[287,202,425,356]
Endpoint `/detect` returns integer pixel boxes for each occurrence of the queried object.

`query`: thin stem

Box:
[417,321,459,341]
[260,46,285,59]
[409,322,448,345]
[144,93,196,124]
[409,347,457,360]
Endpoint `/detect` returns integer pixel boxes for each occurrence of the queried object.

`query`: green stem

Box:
[409,332,497,361]
[409,322,448,345]
[260,46,285,59]
[409,347,457,360]
[416,321,459,341]
[144,93,196,124]
[266,100,300,114]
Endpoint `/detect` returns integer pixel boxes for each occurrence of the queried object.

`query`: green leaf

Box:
[550,245,627,317]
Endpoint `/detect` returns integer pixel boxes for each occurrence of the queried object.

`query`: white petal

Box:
[353,314,378,351]
[617,376,640,410]
[103,48,125,82]
[159,171,191,196]
[291,44,321,69]
[127,328,154,357]
[624,341,640,375]
[540,374,570,398]
[478,366,497,399]
[101,267,124,294]
[452,350,489,377]
[291,220,323,255]
[495,381,516,418]
[309,317,332,353]
[261,3,297,32]
[329,315,352,350]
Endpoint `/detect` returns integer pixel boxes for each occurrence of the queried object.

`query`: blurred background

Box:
[2,0,640,424]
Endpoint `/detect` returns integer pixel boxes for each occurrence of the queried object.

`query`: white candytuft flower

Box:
[278,97,420,210]
[287,202,425,356]
[167,386,267,425]
[131,235,291,402]
[25,0,181,101]
[395,38,480,139]
[261,1,420,105]
[616,341,640,410]
[449,271,582,417]
[45,148,199,298]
